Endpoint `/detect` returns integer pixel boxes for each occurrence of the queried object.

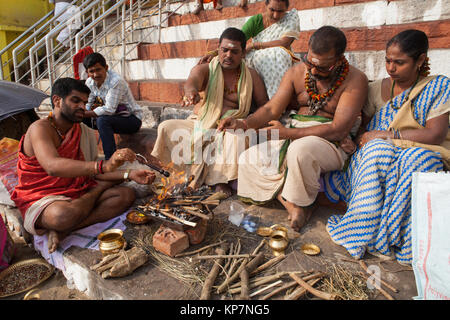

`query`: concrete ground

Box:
[1,195,417,301]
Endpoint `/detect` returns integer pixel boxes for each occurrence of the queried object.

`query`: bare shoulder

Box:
[347,65,369,88]
[248,67,262,81]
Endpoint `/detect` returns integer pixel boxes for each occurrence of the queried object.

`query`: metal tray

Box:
[0,258,54,298]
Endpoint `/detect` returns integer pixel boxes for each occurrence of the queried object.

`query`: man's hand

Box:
[129,169,156,185]
[197,53,214,66]
[84,110,97,118]
[217,118,247,131]
[358,130,388,148]
[339,137,357,155]
[262,120,287,140]
[181,91,201,107]
[104,148,136,172]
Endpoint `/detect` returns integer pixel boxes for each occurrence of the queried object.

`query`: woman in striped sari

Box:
[324,30,450,264]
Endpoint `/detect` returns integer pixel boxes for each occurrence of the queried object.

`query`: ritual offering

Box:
[0,258,54,298]
[135,169,218,232]
[126,210,151,225]
[97,229,126,256]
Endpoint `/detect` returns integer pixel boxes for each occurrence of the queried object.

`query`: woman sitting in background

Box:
[324,29,450,265]
[200,0,300,99]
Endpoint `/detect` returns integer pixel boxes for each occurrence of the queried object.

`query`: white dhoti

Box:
[151,116,249,187]
[237,116,347,206]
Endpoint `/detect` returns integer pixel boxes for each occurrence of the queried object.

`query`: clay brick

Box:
[185,219,208,245]
[152,224,189,257]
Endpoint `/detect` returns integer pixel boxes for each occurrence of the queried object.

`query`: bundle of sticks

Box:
[136,178,220,228]
[190,239,337,300]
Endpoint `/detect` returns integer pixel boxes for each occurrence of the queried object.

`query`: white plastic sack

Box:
[411,172,450,300]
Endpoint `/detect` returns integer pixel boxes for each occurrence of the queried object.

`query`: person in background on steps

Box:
[11,78,155,254]
[49,0,82,48]
[192,0,223,15]
[151,28,269,198]
[198,0,300,99]
[82,52,143,160]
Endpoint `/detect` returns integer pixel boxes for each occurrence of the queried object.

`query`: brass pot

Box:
[268,230,289,256]
[97,229,125,256]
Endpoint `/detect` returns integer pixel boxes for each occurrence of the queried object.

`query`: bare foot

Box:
[239,0,248,8]
[277,193,314,232]
[214,183,232,198]
[48,230,60,253]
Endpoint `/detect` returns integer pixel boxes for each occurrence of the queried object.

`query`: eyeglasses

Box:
[301,53,339,73]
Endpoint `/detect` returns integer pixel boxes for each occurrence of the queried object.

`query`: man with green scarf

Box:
[151,28,268,197]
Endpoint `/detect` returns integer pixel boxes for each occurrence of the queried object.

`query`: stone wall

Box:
[123,0,450,103]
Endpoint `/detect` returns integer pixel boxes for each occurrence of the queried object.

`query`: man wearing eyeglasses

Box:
[218,26,368,232]
[151,27,269,197]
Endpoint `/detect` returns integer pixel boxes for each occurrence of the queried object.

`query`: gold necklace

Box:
[389,74,420,109]
[47,112,66,140]
[224,68,241,95]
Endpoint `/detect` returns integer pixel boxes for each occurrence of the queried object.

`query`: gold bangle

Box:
[207,49,218,57]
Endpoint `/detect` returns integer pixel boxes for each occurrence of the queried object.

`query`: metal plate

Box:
[301,243,321,256]
[0,258,54,298]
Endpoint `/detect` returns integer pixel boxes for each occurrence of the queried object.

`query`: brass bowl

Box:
[97,229,125,256]
[268,230,289,256]
[126,210,151,225]
[301,243,321,256]
[256,227,273,237]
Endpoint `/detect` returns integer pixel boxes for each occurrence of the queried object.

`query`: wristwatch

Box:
[123,169,131,181]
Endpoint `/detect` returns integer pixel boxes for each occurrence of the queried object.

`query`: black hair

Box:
[386,29,429,61]
[265,0,289,8]
[83,52,107,70]
[50,77,90,109]
[219,27,247,51]
[308,26,347,57]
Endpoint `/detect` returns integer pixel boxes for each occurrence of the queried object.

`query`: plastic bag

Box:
[411,172,450,300]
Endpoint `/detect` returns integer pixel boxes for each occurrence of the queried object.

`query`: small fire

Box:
[156,163,190,202]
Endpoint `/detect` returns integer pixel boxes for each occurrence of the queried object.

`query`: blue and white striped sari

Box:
[324,75,450,264]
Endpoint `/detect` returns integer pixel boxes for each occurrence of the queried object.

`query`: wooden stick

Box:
[250,280,283,298]
[285,278,321,300]
[217,252,264,294]
[359,261,399,293]
[228,240,241,274]
[361,273,395,300]
[252,239,266,255]
[157,209,197,227]
[181,207,211,220]
[175,240,226,258]
[228,271,313,294]
[220,242,233,275]
[200,245,228,300]
[239,268,250,300]
[250,254,285,276]
[192,254,256,260]
[262,280,297,300]
[262,271,323,300]
[289,273,337,300]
